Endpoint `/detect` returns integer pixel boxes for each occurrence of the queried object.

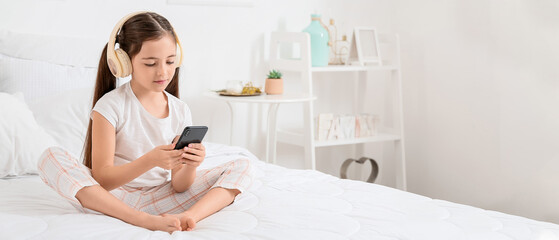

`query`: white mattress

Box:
[1,143,558,240]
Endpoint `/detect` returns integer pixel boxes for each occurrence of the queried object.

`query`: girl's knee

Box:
[238,158,249,163]
[38,147,65,167]
[37,147,59,174]
[232,158,250,168]
[231,158,254,179]
[230,158,252,173]
[37,147,81,182]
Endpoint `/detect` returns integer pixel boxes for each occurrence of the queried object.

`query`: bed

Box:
[1,30,559,240]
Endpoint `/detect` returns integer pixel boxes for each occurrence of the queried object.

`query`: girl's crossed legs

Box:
[38,147,253,233]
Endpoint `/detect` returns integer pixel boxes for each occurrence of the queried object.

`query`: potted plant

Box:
[265,69,283,95]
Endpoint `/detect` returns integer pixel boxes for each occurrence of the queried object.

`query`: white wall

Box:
[0,0,396,192]
[0,0,390,153]
[1,0,558,224]
[395,0,559,223]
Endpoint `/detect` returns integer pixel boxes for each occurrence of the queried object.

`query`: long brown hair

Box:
[83,12,181,168]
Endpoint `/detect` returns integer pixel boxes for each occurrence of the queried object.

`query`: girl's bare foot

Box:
[136,213,182,233]
[163,212,198,231]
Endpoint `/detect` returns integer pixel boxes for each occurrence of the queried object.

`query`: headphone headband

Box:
[107,11,183,78]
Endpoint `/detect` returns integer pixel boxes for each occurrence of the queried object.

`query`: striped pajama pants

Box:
[37,147,253,215]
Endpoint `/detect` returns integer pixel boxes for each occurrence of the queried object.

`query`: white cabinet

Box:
[269,32,407,190]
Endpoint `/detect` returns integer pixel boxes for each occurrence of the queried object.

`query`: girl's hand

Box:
[172,135,180,145]
[181,143,206,168]
[147,143,189,170]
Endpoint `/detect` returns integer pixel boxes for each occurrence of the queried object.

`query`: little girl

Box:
[38,11,253,233]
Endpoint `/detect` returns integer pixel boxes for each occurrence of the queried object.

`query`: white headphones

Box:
[106,11,183,78]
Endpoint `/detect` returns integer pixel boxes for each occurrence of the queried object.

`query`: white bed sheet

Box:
[1,143,559,240]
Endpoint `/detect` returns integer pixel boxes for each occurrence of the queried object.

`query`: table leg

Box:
[266,103,280,164]
[226,101,234,146]
[395,139,407,191]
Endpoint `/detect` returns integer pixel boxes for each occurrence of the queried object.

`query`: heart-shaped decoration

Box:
[340,157,379,183]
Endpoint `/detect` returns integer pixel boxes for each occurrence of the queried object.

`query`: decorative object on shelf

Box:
[327,115,342,140]
[265,69,283,95]
[356,113,379,138]
[317,113,333,141]
[317,113,379,140]
[346,27,382,66]
[303,14,331,67]
[339,114,356,139]
[340,157,379,183]
[326,18,350,65]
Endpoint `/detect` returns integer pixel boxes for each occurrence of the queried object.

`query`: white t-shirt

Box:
[91,81,192,188]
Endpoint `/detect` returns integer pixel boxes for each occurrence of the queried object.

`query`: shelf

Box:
[266,32,406,190]
[204,91,316,104]
[311,65,398,72]
[314,133,401,147]
[277,129,400,147]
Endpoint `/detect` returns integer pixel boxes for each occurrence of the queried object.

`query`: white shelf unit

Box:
[269,32,407,190]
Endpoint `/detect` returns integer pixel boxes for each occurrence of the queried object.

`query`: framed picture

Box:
[346,27,382,66]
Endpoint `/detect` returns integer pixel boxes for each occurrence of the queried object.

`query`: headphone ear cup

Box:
[115,48,132,77]
[175,44,181,68]
[107,53,119,77]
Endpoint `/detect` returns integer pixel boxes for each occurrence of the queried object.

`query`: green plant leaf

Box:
[267,69,282,79]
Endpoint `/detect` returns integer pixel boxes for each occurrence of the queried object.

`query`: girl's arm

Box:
[171,143,206,193]
[90,112,187,191]
[171,164,196,193]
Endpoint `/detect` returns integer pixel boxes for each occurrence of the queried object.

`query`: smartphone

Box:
[174,126,208,150]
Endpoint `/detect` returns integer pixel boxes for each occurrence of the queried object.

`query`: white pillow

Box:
[0,92,57,177]
[0,53,97,104]
[28,88,94,159]
[0,30,104,104]
[0,29,103,68]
